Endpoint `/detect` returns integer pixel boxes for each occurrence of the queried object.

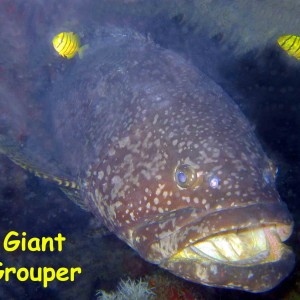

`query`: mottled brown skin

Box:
[45,27,294,292]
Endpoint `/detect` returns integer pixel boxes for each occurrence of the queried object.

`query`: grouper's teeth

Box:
[190,227,271,264]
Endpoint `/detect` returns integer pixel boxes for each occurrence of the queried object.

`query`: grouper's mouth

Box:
[133,203,294,292]
[164,223,294,292]
[170,224,292,266]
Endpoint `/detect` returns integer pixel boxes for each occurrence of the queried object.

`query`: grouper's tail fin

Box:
[0,135,88,211]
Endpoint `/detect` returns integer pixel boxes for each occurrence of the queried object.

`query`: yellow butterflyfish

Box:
[52,32,88,59]
[277,34,300,60]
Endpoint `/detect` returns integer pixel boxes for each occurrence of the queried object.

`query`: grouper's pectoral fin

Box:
[59,187,89,211]
[0,135,88,211]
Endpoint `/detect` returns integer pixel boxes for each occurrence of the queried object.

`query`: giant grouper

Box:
[0,26,294,292]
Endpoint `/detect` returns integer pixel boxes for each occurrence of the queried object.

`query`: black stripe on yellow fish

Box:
[277,34,300,60]
[59,33,70,53]
[63,33,76,56]
[60,33,74,56]
[64,36,74,55]
[55,33,68,53]
[52,32,88,59]
[55,32,65,50]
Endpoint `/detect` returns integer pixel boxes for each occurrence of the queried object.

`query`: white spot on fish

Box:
[156,184,165,196]
[182,196,190,203]
[98,171,104,180]
[153,114,159,125]
[130,212,135,221]
[168,132,175,139]
[118,136,130,148]
[108,147,116,156]
[106,165,111,175]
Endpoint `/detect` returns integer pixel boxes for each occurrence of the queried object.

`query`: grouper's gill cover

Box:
[50,27,294,292]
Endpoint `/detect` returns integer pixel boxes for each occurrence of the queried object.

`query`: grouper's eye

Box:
[175,164,197,188]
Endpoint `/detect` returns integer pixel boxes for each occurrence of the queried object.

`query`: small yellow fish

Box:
[277,34,300,60]
[52,32,88,59]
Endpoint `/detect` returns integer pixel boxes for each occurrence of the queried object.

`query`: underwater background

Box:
[0,0,299,299]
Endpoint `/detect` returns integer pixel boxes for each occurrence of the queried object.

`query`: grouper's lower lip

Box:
[164,223,294,292]
[171,224,291,266]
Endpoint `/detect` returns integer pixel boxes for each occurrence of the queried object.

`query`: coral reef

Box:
[96,278,156,300]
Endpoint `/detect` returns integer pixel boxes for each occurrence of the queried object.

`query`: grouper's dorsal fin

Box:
[0,135,88,210]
